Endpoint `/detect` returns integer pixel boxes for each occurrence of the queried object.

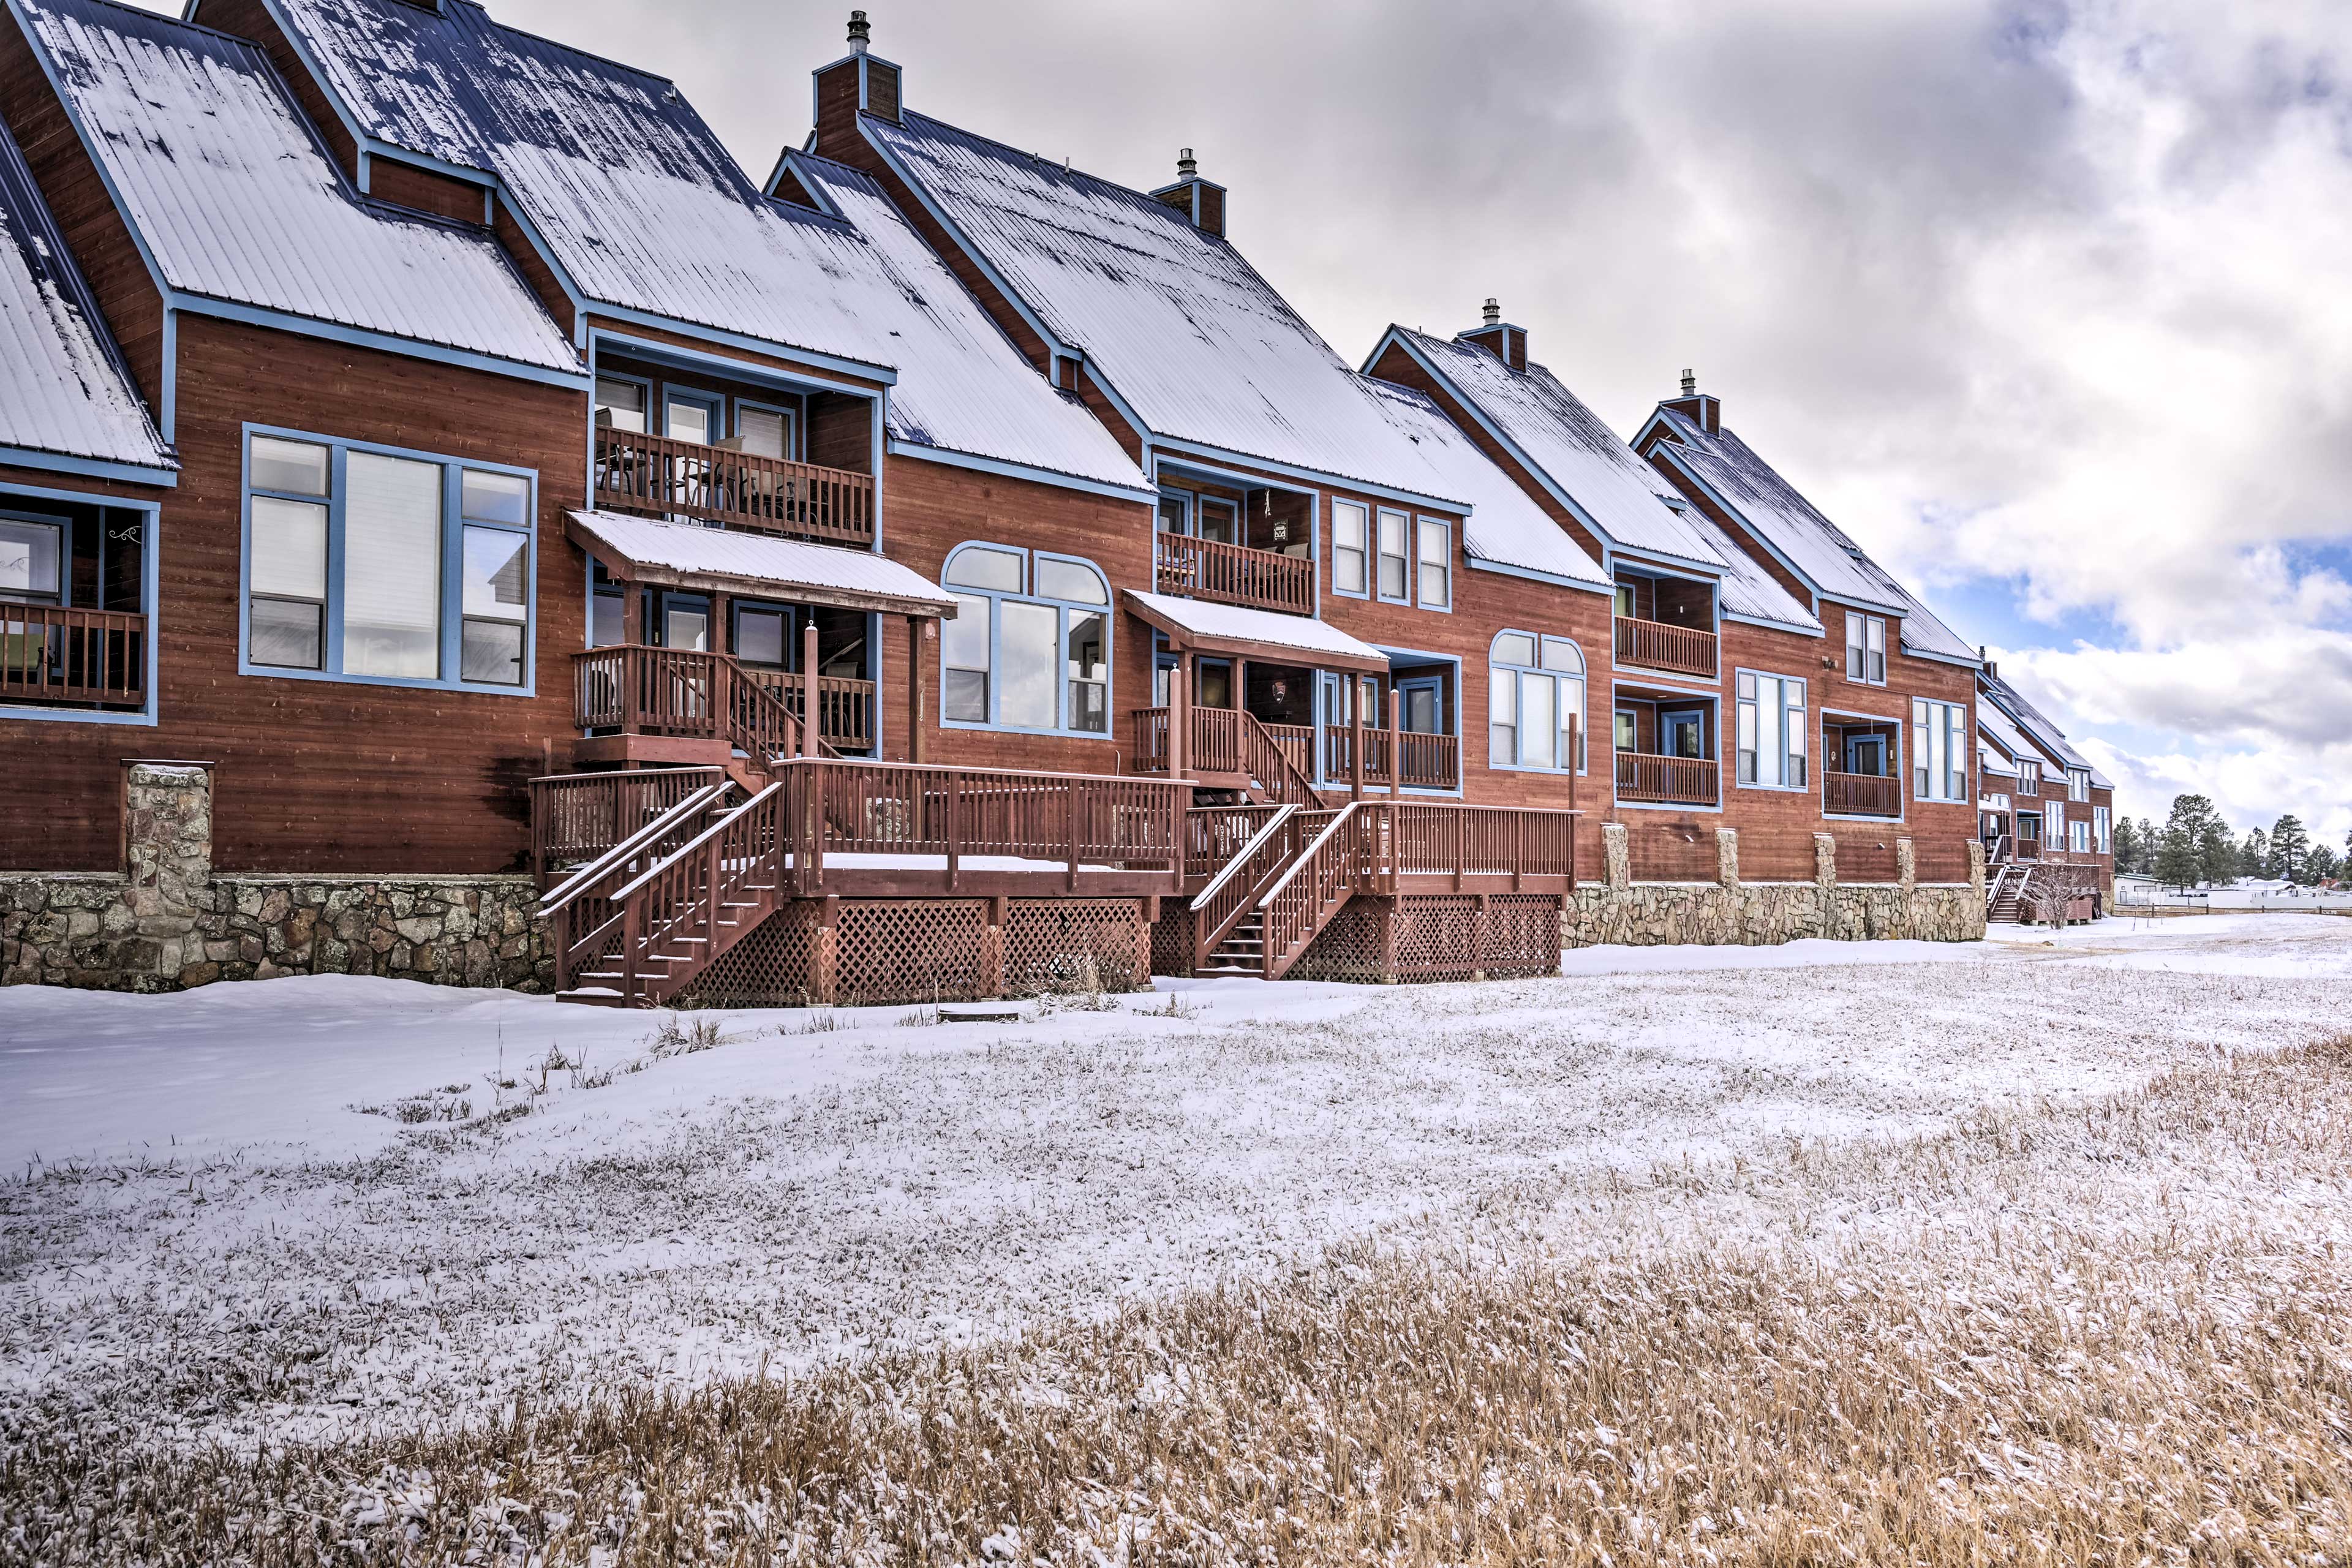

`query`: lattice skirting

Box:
[684,897,1148,1008]
[1148,900,1197,979]
[1291,894,1564,985]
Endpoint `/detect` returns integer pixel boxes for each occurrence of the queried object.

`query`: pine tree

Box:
[2241,826,2269,881]
[2111,816,2140,875]
[2308,843,2341,886]
[2271,814,2310,883]
[2154,823,2199,890]
[2157,795,2220,888]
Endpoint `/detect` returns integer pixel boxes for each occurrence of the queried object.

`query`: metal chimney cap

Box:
[1481,298,1501,326]
[847,10,870,51]
[1679,368,1697,397]
[1177,148,1198,179]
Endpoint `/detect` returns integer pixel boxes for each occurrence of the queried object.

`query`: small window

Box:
[736,606,788,667]
[1332,500,1368,597]
[0,517,63,605]
[944,546,1022,592]
[594,378,647,433]
[1197,497,1238,546]
[1156,492,1190,534]
[1036,556,1109,605]
[2068,767,2090,803]
[664,391,718,445]
[1614,712,1637,752]
[1845,612,1888,684]
[1415,518,1450,609]
[737,406,791,461]
[1376,508,1409,601]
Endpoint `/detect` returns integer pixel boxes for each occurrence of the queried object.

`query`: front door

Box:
[1400,677,1442,734]
[1195,657,1233,709]
[1845,733,1887,777]
[1663,709,1705,760]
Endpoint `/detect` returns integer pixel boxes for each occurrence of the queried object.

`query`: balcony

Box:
[593,429,873,548]
[573,644,875,764]
[1613,616,1717,680]
[1155,532,1314,616]
[1615,750,1719,806]
[1823,769,1901,818]
[1,606,146,709]
[1321,723,1461,791]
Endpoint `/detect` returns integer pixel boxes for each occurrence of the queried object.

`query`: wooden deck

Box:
[592,429,873,546]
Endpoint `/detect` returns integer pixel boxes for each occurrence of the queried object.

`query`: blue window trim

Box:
[1732,666,1810,793]
[1374,506,1412,605]
[237,423,539,697]
[0,480,160,727]
[938,540,1114,741]
[1485,628,1589,777]
[1909,696,1972,805]
[593,370,654,432]
[660,385,723,443]
[1413,516,1454,613]
[733,396,802,461]
[1820,704,1907,824]
[1329,496,1371,601]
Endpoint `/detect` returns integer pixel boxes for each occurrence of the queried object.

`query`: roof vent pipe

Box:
[847,10,869,52]
[1482,298,1501,326]
[1177,148,1197,181]
[1679,368,1696,397]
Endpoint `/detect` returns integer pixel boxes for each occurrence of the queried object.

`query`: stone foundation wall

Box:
[1,764,549,993]
[1562,824,1986,949]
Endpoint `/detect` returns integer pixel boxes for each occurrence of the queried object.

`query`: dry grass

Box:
[9,1039,2352,1566]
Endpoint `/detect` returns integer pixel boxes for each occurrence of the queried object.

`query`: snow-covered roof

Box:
[1126,590,1387,671]
[1672,504,1822,634]
[20,0,579,378]
[864,112,1461,504]
[1356,379,1607,590]
[1975,702,2045,767]
[1980,668,2111,788]
[0,115,170,472]
[1378,330,1728,570]
[248,0,1149,497]
[1978,743,2018,779]
[567,510,957,616]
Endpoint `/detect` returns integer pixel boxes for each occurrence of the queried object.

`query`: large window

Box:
[1376,508,1409,602]
[1912,698,1969,802]
[1331,500,1368,597]
[1415,518,1451,609]
[940,543,1110,736]
[243,428,535,691]
[1845,612,1887,684]
[1488,630,1585,772]
[1736,671,1807,788]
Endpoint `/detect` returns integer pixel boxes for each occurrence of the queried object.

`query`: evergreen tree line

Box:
[2109,799,2352,889]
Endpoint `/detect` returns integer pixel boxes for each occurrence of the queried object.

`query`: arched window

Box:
[940,543,1111,736]
[1488,630,1585,771]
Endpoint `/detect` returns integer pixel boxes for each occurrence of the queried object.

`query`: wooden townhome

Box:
[0,0,2014,1004]
[1975,662,2114,921]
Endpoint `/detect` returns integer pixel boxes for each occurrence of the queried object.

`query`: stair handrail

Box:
[540,782,731,918]
[1237,709,1323,804]
[606,780,786,906]
[1257,801,1363,909]
[1190,805,1305,973]
[1193,804,1300,906]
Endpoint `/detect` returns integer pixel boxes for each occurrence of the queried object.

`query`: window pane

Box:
[1333,502,1366,551]
[1197,498,1237,545]
[595,379,647,432]
[1738,669,1756,702]
[1560,678,1583,766]
[342,451,443,679]
[1335,544,1366,595]
[999,600,1058,729]
[1036,556,1108,605]
[590,593,624,648]
[1416,521,1449,608]
[1066,609,1108,733]
[943,594,990,673]
[0,518,62,598]
[461,620,524,685]
[250,435,328,496]
[738,407,788,460]
[1757,685,1781,785]
[945,547,1022,592]
[1615,712,1636,752]
[1539,636,1580,674]
[250,496,327,600]
[250,597,323,669]
[665,396,712,445]
[1377,510,1407,598]
[1333,502,1368,595]
[943,668,988,723]
[1737,697,1757,783]
[1493,631,1536,669]
[461,527,528,623]
[1521,674,1555,769]
[665,607,707,652]
[461,470,529,526]
[1487,665,1515,767]
[1156,494,1189,533]
[736,608,786,666]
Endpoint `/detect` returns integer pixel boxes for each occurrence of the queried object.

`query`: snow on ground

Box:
[1,914,2345,1448]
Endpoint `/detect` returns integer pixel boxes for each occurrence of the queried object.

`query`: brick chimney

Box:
[1456,298,1527,372]
[1150,148,1227,238]
[810,10,903,163]
[1662,368,1721,435]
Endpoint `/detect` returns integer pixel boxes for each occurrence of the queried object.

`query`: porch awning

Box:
[568,510,957,618]
[1125,590,1389,675]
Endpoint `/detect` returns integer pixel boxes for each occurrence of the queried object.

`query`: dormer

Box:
[1149,149,1227,239]
[811,10,903,163]
[1659,369,1721,436]
[1456,298,1526,373]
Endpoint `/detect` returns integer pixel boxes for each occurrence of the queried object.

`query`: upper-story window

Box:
[2093,805,2111,853]
[0,516,62,604]
[244,429,535,692]
[594,377,647,434]
[1488,630,1585,772]
[1845,612,1887,684]
[736,404,794,461]
[1332,500,1368,596]
[1416,518,1452,609]
[1736,671,1807,789]
[1376,508,1409,601]
[2067,767,2090,802]
[2016,758,2041,796]
[940,543,1110,736]
[1912,698,1969,802]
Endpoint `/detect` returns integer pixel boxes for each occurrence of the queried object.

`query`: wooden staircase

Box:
[1259,805,1370,979]
[1988,862,2030,924]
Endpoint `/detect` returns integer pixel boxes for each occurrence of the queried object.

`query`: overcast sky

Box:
[165,0,2352,839]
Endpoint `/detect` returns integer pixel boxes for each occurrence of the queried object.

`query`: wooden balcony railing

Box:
[1130,706,1323,804]
[1613,616,1718,679]
[1155,532,1315,616]
[1823,769,1901,818]
[1321,724,1461,790]
[529,766,727,885]
[744,668,876,754]
[1615,750,1718,806]
[593,429,874,546]
[0,606,145,707]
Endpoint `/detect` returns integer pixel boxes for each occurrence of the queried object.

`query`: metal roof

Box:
[1126,590,1387,671]
[1980,668,2111,788]
[568,510,957,616]
[0,114,170,470]
[1383,330,1728,570]
[254,0,1149,496]
[21,0,580,376]
[865,111,1464,504]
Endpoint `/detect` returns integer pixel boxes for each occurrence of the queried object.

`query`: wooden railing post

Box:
[946,770,962,892]
[1350,692,1364,802]
[1066,778,1080,892]
[1387,687,1401,792]
[1172,663,1189,780]
[801,624,819,758]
